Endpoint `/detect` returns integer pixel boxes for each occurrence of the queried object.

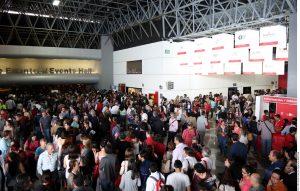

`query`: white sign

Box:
[263,61,285,75]
[249,46,273,62]
[228,48,249,62]
[212,33,234,50]
[243,61,262,74]
[259,25,287,47]
[210,50,225,64]
[175,41,193,66]
[235,30,259,48]
[224,61,242,75]
[275,47,288,61]
[193,38,212,53]
[205,62,224,75]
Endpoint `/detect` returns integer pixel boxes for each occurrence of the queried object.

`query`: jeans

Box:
[217,136,227,155]
[262,138,272,158]
[43,129,51,143]
[198,131,205,146]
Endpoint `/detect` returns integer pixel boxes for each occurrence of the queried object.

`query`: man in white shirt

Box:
[37,143,59,190]
[146,162,165,191]
[141,110,148,123]
[182,147,197,173]
[168,113,178,143]
[110,102,120,116]
[196,111,208,146]
[166,160,191,191]
[172,135,187,169]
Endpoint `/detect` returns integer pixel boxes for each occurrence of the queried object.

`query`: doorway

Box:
[228,87,238,100]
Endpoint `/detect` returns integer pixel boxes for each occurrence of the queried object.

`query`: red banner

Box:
[263,96,297,105]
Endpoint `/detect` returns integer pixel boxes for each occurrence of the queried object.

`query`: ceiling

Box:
[0,0,297,50]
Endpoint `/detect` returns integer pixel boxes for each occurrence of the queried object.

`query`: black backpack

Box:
[186,159,195,181]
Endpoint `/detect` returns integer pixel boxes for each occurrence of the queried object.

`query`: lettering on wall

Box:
[0,68,93,74]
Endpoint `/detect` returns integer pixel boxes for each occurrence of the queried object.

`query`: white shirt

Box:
[37,151,59,175]
[172,143,187,169]
[196,116,208,132]
[200,157,213,170]
[110,105,119,115]
[182,156,197,172]
[141,113,148,122]
[166,172,190,191]
[146,172,165,191]
[169,118,178,132]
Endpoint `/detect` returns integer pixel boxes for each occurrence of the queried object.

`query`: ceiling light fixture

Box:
[53,0,60,6]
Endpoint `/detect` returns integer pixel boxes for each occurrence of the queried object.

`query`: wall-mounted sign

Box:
[263,61,285,75]
[212,33,234,50]
[259,25,287,47]
[193,37,212,52]
[235,29,259,48]
[228,48,249,63]
[224,61,241,75]
[0,58,100,75]
[243,61,262,74]
[249,46,273,62]
[275,47,288,61]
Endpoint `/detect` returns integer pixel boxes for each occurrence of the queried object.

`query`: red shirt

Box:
[195,152,203,161]
[275,119,284,133]
[145,136,154,146]
[153,142,166,157]
[204,103,211,112]
[284,134,296,148]
[182,128,197,147]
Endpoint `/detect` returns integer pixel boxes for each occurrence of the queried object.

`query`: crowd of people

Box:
[0,86,297,191]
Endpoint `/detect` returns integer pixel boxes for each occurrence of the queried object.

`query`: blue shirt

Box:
[140,159,151,188]
[35,146,45,158]
[37,151,59,175]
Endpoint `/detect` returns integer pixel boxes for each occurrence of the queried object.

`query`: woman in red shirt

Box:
[274,114,284,133]
[284,127,296,148]
[182,122,198,147]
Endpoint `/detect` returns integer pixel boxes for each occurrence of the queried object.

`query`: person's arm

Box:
[37,154,43,175]
[119,172,125,190]
[204,118,208,126]
[19,163,25,174]
[119,161,125,175]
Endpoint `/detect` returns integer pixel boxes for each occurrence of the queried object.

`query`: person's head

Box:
[174,134,183,145]
[125,148,135,160]
[170,112,175,118]
[234,121,241,128]
[250,173,262,187]
[63,119,71,130]
[167,141,175,151]
[264,110,269,114]
[284,148,296,160]
[30,132,37,142]
[138,149,148,161]
[270,169,283,185]
[15,173,33,191]
[41,170,52,185]
[174,160,183,170]
[284,159,297,174]
[289,127,297,135]
[187,122,193,129]
[231,133,239,142]
[103,143,113,154]
[46,143,54,155]
[268,150,281,163]
[72,175,84,188]
[241,165,252,178]
[68,159,80,173]
[83,120,89,129]
[82,136,92,149]
[202,147,211,157]
[183,147,195,157]
[194,163,207,179]
[40,138,47,148]
[251,116,257,121]
[274,114,280,120]
[42,111,47,117]
[149,162,158,173]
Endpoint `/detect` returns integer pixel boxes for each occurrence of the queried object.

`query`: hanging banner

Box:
[224,61,241,75]
[206,62,224,75]
[228,48,249,63]
[210,50,225,64]
[175,41,193,67]
[212,33,234,50]
[263,60,285,75]
[263,96,297,105]
[275,47,288,61]
[249,46,273,62]
[194,38,212,53]
[259,25,287,47]
[235,29,259,48]
[243,61,262,74]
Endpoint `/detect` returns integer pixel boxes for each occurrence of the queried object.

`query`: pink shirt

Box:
[240,177,251,191]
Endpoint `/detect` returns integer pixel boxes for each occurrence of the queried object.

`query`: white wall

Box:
[113,41,278,99]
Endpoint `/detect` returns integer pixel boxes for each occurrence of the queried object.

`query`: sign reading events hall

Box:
[0,58,100,75]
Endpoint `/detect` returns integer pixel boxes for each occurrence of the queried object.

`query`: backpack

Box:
[149,173,166,191]
[186,159,195,181]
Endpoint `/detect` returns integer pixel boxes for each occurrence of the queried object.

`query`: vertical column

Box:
[98,36,113,90]
[287,13,297,97]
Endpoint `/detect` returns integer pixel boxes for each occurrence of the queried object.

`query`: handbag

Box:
[161,159,171,174]
[114,175,122,187]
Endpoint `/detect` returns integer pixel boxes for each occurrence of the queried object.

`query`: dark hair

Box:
[174,160,183,169]
[41,170,52,184]
[73,175,84,187]
[251,116,256,120]
[272,169,283,179]
[15,173,32,191]
[174,134,183,143]
[231,133,239,142]
[149,162,158,173]
[127,159,139,180]
[68,160,78,173]
[139,149,148,159]
[235,121,241,127]
[184,147,195,157]
[242,165,253,175]
[290,127,297,133]
[194,163,206,173]
[271,150,281,159]
[104,143,113,154]
[284,148,296,160]
[264,110,268,113]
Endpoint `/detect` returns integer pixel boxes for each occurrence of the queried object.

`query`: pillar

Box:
[287,13,297,97]
[98,36,113,90]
